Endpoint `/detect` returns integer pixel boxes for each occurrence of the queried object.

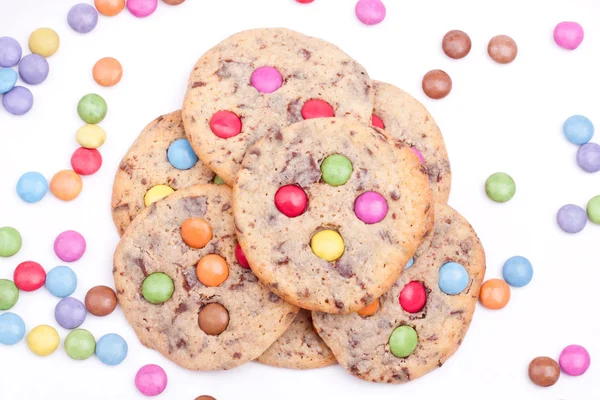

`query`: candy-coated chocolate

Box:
[54,230,86,262]
[354,191,388,224]
[196,254,229,287]
[485,172,516,203]
[528,356,560,387]
[210,110,242,139]
[479,279,510,310]
[181,218,212,249]
[163,0,186,4]
[68,4,99,34]
[0,67,18,94]
[399,281,426,313]
[559,345,590,376]
[321,154,353,186]
[556,204,587,233]
[357,298,379,317]
[127,0,158,17]
[488,35,518,64]
[2,86,33,115]
[16,171,48,203]
[78,93,107,124]
[195,397,216,400]
[0,37,22,67]
[213,175,225,185]
[0,312,26,345]
[168,138,198,170]
[587,195,600,224]
[355,0,386,26]
[96,333,128,365]
[371,114,385,129]
[14,261,46,291]
[442,30,471,59]
[0,227,22,257]
[27,325,59,356]
[235,243,250,269]
[0,280,19,310]
[71,147,103,175]
[142,273,174,304]
[94,0,126,16]
[85,285,117,316]
[76,124,106,149]
[251,66,283,94]
[554,22,584,50]
[310,230,344,262]
[405,257,414,270]
[50,170,82,201]
[274,185,308,218]
[93,57,123,87]
[411,147,425,164]
[502,256,533,287]
[422,69,452,99]
[28,28,60,57]
[64,329,96,360]
[576,142,600,172]
[135,364,168,396]
[55,297,87,329]
[301,99,334,119]
[45,266,77,298]
[563,115,594,145]
[144,185,175,206]
[198,303,229,335]
[438,262,469,295]
[389,326,418,358]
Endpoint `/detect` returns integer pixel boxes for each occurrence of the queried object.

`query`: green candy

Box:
[214,175,225,185]
[64,329,96,360]
[0,280,19,310]
[587,195,600,224]
[0,227,22,257]
[142,272,174,304]
[389,325,418,358]
[321,154,353,186]
[77,94,107,124]
[485,172,516,203]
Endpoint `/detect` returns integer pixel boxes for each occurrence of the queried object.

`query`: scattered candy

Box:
[68,3,99,34]
[321,154,353,186]
[479,279,510,310]
[55,297,87,329]
[94,0,126,16]
[587,195,600,224]
[0,37,22,67]
[3,86,34,115]
[411,147,425,164]
[135,364,168,396]
[357,298,379,317]
[71,147,103,175]
[274,185,308,218]
[54,230,86,262]
[142,273,174,304]
[45,266,78,298]
[422,69,452,100]
[64,329,96,360]
[301,99,334,119]
[93,57,123,87]
[438,262,468,295]
[0,67,18,94]
[167,138,198,170]
[442,30,471,59]
[78,93,108,124]
[295,0,313,3]
[16,172,48,203]
[354,191,388,224]
[563,115,593,145]
[96,333,128,365]
[371,114,384,129]
[85,285,117,316]
[399,281,426,313]
[559,344,590,376]
[355,0,386,26]
[76,124,107,149]
[144,185,175,206]
[213,175,225,185]
[488,35,518,64]
[181,218,212,249]
[250,66,283,94]
[0,312,26,345]
[127,0,159,18]
[27,325,60,356]
[528,356,560,387]
[18,54,49,85]
[389,325,418,358]
[235,243,250,269]
[50,170,83,201]
[310,230,344,262]
[576,142,600,173]
[0,280,19,310]
[195,396,216,400]
[198,303,229,335]
[556,204,587,233]
[0,227,22,258]
[28,28,60,57]
[405,257,414,269]
[210,111,242,139]
[485,172,516,203]
[14,261,46,291]
[502,256,533,287]
[163,0,186,4]
[554,22,584,50]
[196,254,229,287]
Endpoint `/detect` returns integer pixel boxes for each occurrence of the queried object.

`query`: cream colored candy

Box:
[76,124,106,149]
[29,28,60,57]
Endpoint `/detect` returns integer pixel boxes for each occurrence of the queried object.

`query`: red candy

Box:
[296,0,314,3]
[14,261,46,292]
[71,147,102,175]
[399,281,427,313]
[274,185,308,218]
[301,99,334,120]
[235,243,250,269]
[210,110,242,139]
[371,114,385,129]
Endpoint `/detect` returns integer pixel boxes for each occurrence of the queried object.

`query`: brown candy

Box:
[442,30,471,59]
[528,356,560,387]
[198,303,229,335]
[422,69,452,100]
[163,0,185,4]
[488,35,518,64]
[195,397,216,400]
[85,285,118,317]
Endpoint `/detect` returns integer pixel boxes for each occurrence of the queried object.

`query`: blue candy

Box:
[438,262,469,295]
[0,68,18,94]
[96,333,128,366]
[16,171,48,203]
[167,139,198,170]
[405,257,414,270]
[0,312,26,345]
[502,256,533,287]
[45,266,77,298]
[563,115,594,145]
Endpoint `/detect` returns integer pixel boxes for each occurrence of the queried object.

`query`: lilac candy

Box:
[577,142,600,173]
[559,345,590,376]
[0,37,22,67]
[354,191,388,224]
[55,297,87,329]
[54,230,86,262]
[2,86,33,115]
[18,54,49,85]
[556,204,587,233]
[67,3,99,34]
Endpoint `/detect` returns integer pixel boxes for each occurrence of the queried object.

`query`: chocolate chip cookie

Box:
[111,110,215,236]
[233,118,433,314]
[312,204,486,383]
[113,184,299,370]
[182,28,374,186]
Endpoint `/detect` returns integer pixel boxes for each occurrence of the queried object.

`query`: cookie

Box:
[111,110,215,236]
[113,184,299,370]
[233,118,433,314]
[182,28,374,186]
[312,204,486,384]
[372,81,451,204]
[257,309,337,369]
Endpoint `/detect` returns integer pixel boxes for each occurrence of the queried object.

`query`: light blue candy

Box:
[16,171,48,203]
[96,333,128,366]
[405,257,414,270]
[438,262,469,295]
[502,256,533,287]
[45,266,77,298]
[0,68,18,94]
[167,139,198,170]
[0,312,26,345]
[563,115,594,145]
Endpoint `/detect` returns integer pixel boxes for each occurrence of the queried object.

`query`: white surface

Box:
[0,0,599,398]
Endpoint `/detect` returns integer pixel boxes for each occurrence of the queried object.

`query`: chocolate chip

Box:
[113,203,129,212]
[119,160,133,176]
[275,131,283,141]
[249,148,261,156]
[182,196,207,216]
[378,230,393,244]
[299,48,311,60]
[389,191,400,201]
[221,203,231,212]
[268,292,281,303]
[134,258,147,276]
[156,116,164,123]
[175,302,188,314]
[141,178,148,185]
[182,267,200,292]
[198,303,229,335]
[334,259,354,278]
[176,338,187,348]
[233,352,241,359]
[192,81,207,88]
[334,300,344,310]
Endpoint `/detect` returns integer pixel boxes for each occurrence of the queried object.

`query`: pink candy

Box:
[355,0,386,26]
[354,191,388,224]
[135,364,168,396]
[553,21,584,50]
[127,0,158,18]
[54,230,86,262]
[559,345,590,376]
[411,147,425,164]
[251,66,283,94]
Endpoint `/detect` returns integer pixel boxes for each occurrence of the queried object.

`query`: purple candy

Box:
[354,191,388,224]
[18,54,49,85]
[559,344,590,376]
[556,204,587,233]
[67,3,99,34]
[54,230,86,262]
[0,37,22,67]
[2,86,33,115]
[577,142,600,173]
[55,297,87,329]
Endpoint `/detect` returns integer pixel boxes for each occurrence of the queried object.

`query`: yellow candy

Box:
[144,185,175,206]
[29,28,60,57]
[27,325,60,356]
[311,230,344,261]
[76,124,106,149]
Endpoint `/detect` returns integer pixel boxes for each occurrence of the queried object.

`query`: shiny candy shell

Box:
[14,261,46,291]
[0,227,22,257]
[64,329,96,360]
[389,325,418,358]
[28,28,60,57]
[135,364,168,396]
[0,280,19,310]
[142,273,174,304]
[0,312,26,345]
[310,230,344,262]
[96,333,128,365]
[479,279,510,310]
[45,266,77,298]
[399,281,426,313]
[16,171,48,203]
[0,68,18,94]
[502,256,533,287]
[438,262,469,295]
[274,185,308,218]
[167,139,198,170]
[27,325,60,356]
[76,124,107,149]
[144,185,175,206]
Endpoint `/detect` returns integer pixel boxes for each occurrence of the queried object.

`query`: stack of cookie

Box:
[111,28,486,383]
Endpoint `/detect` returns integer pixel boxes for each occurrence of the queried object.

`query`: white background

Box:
[0,0,598,399]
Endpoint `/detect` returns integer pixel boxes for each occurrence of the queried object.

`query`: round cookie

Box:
[113,184,299,370]
[182,28,374,186]
[257,309,337,369]
[112,110,215,236]
[372,81,451,204]
[312,204,486,383]
[233,118,434,314]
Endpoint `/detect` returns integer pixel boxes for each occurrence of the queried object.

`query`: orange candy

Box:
[196,254,229,287]
[181,218,212,249]
[479,279,511,310]
[50,170,82,201]
[94,0,126,16]
[93,57,123,87]
[357,298,379,317]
